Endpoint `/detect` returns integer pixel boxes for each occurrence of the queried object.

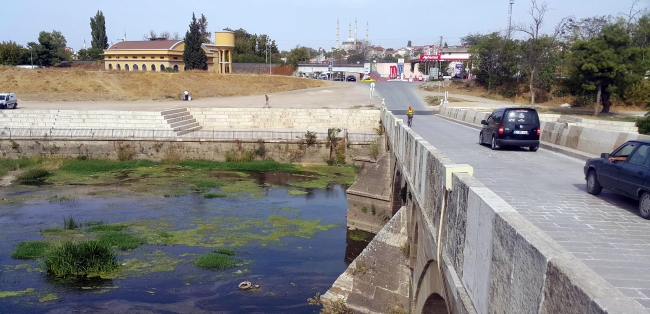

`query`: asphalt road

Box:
[377,82,650,310]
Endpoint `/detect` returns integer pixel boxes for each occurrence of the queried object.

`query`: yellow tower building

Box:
[102,30,234,73]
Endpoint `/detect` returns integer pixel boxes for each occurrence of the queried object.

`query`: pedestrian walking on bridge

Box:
[407,106,414,127]
[264,94,270,108]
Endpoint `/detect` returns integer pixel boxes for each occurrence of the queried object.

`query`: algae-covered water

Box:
[0,183,352,313]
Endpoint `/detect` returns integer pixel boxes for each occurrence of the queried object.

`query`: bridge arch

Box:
[413,259,450,314]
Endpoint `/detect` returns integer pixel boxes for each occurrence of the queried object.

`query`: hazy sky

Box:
[0,0,645,51]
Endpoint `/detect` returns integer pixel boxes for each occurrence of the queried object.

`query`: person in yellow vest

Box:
[407,106,414,127]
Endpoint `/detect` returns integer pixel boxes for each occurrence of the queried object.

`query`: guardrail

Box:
[0,128,380,144]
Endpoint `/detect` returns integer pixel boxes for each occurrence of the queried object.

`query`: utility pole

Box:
[438,36,443,97]
[268,38,272,75]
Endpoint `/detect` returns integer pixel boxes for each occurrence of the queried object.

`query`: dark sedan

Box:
[346,75,357,82]
[584,140,650,219]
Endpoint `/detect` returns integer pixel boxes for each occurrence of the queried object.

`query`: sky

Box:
[0,0,646,52]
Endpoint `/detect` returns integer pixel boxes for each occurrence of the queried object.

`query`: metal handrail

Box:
[0,127,380,144]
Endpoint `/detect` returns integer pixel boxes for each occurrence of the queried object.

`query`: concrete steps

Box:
[161,108,202,136]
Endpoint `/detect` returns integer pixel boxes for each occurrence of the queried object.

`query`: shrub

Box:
[371,204,377,216]
[63,215,78,230]
[361,206,368,213]
[368,139,379,160]
[636,117,650,135]
[254,139,267,158]
[12,241,51,259]
[225,149,255,162]
[572,94,596,108]
[16,168,50,184]
[194,252,238,270]
[303,131,317,147]
[44,241,118,278]
[116,144,135,161]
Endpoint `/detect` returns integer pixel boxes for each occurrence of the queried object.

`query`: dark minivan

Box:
[479,107,540,151]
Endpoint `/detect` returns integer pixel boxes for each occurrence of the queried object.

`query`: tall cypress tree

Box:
[183,13,207,70]
[90,11,108,49]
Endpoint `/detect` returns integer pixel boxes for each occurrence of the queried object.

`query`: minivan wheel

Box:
[530,145,539,152]
[639,192,650,219]
[586,171,602,195]
[491,136,499,150]
[479,133,484,145]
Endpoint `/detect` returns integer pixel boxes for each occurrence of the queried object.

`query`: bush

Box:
[203,193,227,199]
[636,117,650,135]
[63,215,79,230]
[572,94,596,108]
[44,241,118,278]
[368,139,379,160]
[16,168,50,184]
[12,241,51,259]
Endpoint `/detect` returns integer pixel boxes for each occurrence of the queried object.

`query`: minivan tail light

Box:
[498,126,504,135]
[536,127,540,136]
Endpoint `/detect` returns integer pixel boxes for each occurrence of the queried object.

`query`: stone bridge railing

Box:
[380,107,644,313]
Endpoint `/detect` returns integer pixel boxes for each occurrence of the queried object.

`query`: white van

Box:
[320,73,330,80]
[0,92,17,109]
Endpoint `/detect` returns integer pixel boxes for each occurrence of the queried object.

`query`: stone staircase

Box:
[161,108,201,136]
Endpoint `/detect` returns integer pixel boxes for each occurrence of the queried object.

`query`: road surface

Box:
[377,81,650,310]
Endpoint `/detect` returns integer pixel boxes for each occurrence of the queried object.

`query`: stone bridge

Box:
[324,108,645,313]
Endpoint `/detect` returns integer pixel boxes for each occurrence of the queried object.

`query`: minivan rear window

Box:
[505,109,536,124]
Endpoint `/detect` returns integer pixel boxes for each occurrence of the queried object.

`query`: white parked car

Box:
[0,92,17,109]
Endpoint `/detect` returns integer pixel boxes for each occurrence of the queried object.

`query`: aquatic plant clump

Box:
[44,241,118,278]
[194,251,238,270]
[85,223,129,232]
[11,241,51,259]
[203,193,227,199]
[97,231,145,250]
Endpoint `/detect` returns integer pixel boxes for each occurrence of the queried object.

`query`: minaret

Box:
[348,23,351,38]
[354,19,358,46]
[336,19,339,49]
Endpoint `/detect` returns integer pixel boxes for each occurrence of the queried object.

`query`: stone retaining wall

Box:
[0,138,373,165]
[188,108,380,131]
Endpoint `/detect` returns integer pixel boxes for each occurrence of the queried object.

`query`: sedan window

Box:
[613,143,637,157]
[628,145,650,166]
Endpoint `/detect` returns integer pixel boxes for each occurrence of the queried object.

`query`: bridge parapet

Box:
[379,107,644,313]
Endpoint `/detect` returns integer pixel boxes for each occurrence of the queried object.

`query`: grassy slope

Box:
[0,68,328,101]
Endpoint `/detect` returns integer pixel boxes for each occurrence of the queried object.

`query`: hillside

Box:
[0,68,328,102]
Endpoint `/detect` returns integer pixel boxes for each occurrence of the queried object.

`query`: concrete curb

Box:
[434,114,597,161]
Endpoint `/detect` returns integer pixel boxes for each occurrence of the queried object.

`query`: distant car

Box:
[0,92,18,109]
[479,107,540,151]
[333,77,343,81]
[584,140,650,219]
[346,75,357,82]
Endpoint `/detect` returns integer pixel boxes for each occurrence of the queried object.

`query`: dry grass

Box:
[0,68,328,102]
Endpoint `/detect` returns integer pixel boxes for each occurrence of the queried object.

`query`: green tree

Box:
[227,28,279,63]
[198,14,211,43]
[29,30,71,66]
[0,41,29,65]
[569,23,645,114]
[183,13,208,70]
[515,0,568,106]
[90,10,108,50]
[286,46,310,68]
[468,32,520,93]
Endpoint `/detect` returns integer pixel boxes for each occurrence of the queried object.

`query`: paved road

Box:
[377,82,650,311]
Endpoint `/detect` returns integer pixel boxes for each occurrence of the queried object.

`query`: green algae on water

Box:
[0,288,35,298]
[39,293,58,302]
[287,189,308,195]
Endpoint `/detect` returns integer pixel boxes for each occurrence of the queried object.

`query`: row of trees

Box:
[467,0,649,113]
[0,10,108,65]
[228,28,279,63]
